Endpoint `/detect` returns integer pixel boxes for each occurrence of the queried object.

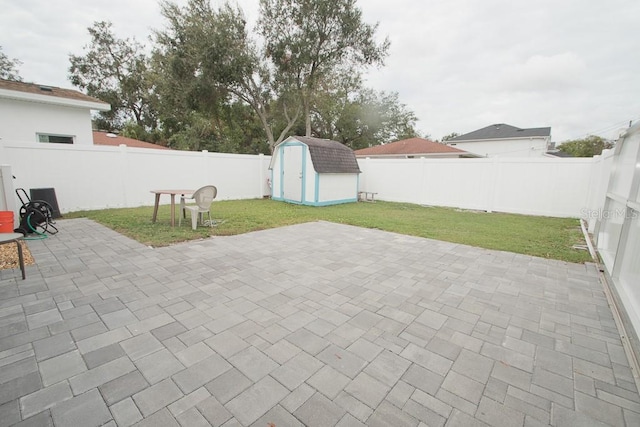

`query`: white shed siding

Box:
[0,98,94,144]
[318,174,358,203]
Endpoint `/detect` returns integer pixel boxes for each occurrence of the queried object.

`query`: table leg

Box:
[16,240,25,280]
[152,194,160,223]
[170,194,176,227]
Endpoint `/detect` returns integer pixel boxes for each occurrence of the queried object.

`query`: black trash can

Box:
[30,188,61,218]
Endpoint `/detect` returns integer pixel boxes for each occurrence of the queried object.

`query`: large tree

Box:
[0,46,22,81]
[153,0,300,152]
[557,135,614,157]
[311,75,418,149]
[69,22,156,132]
[258,0,390,137]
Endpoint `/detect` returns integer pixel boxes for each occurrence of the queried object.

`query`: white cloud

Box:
[500,53,587,93]
[1,0,639,143]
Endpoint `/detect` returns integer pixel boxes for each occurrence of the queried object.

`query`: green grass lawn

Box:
[64,199,592,263]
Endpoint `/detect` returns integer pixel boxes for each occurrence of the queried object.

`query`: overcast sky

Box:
[1,0,639,142]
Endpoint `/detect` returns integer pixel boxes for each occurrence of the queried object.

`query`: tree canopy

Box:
[259,0,390,137]
[0,46,22,81]
[441,132,459,142]
[69,22,156,133]
[67,0,415,154]
[557,135,614,157]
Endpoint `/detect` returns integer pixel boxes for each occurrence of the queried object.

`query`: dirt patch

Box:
[0,241,35,270]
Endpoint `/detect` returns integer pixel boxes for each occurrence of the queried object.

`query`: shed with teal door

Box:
[269,136,361,206]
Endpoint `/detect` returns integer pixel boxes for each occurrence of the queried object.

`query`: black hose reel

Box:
[14,188,58,236]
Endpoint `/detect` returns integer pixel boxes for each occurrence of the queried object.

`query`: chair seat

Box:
[179,185,217,230]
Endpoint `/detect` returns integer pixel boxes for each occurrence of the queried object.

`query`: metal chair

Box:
[179,185,217,230]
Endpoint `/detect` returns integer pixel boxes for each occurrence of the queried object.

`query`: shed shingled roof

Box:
[293,136,361,173]
[449,123,551,142]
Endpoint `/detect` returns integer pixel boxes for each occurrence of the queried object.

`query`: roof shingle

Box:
[449,124,551,142]
[93,131,171,150]
[354,138,468,156]
[293,136,360,173]
[0,79,108,106]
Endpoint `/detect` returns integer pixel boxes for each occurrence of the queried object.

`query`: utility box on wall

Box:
[269,136,361,206]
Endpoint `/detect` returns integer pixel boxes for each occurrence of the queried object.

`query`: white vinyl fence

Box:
[358,154,613,221]
[0,141,613,226]
[0,141,271,214]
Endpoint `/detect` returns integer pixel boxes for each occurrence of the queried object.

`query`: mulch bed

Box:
[0,241,35,271]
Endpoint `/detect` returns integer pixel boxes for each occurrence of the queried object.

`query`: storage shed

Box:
[269,136,361,206]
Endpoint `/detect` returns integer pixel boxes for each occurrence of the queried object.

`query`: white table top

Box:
[0,232,23,243]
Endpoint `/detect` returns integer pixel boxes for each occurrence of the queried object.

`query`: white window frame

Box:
[37,133,75,144]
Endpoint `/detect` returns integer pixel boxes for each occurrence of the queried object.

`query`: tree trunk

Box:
[304,94,311,137]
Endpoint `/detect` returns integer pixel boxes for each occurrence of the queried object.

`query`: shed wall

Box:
[318,174,358,204]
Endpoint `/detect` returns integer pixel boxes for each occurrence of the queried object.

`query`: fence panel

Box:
[0,142,271,212]
[358,156,604,218]
[1,141,612,221]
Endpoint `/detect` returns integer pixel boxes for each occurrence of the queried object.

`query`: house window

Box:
[37,133,74,144]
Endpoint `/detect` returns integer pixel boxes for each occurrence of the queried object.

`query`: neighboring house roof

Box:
[449,124,551,142]
[276,136,361,173]
[0,79,110,111]
[354,137,473,157]
[93,131,171,150]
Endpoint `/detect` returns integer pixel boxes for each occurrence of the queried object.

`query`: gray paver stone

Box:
[39,350,86,387]
[205,368,252,404]
[196,396,233,426]
[172,354,231,394]
[135,348,184,384]
[364,350,411,386]
[69,356,136,394]
[175,407,210,427]
[367,400,419,427]
[133,378,184,417]
[317,345,367,379]
[308,365,351,400]
[32,332,76,362]
[344,372,390,409]
[110,397,143,427]
[12,410,54,427]
[293,392,346,427]
[228,346,278,382]
[83,342,126,369]
[120,332,164,361]
[205,331,249,358]
[225,375,288,425]
[0,399,20,427]
[132,407,180,427]
[167,387,210,417]
[271,351,323,390]
[100,370,149,406]
[50,389,112,427]
[253,404,304,427]
[20,382,72,419]
[476,396,525,427]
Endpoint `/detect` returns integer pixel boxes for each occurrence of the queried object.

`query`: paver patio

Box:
[0,218,639,426]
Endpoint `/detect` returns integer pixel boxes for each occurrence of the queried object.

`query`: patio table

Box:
[0,232,25,280]
[150,189,194,227]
